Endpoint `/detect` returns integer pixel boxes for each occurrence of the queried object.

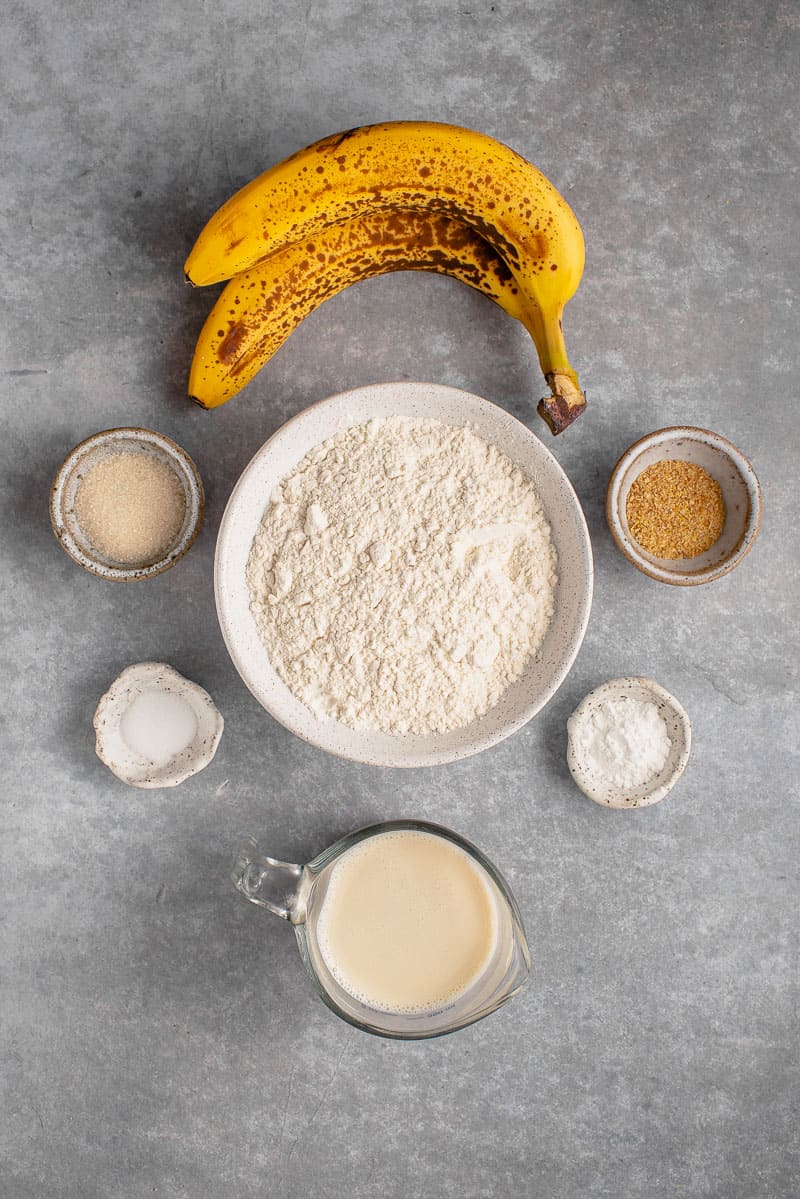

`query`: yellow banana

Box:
[185,122,586,431]
[189,210,528,409]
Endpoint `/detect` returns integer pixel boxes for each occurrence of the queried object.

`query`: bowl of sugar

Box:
[215,382,594,768]
[50,427,204,581]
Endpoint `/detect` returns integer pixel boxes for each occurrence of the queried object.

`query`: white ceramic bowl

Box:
[93,662,224,788]
[606,426,762,586]
[215,382,593,767]
[567,677,692,809]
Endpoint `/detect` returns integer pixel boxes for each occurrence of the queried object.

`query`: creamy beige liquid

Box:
[315,829,499,1014]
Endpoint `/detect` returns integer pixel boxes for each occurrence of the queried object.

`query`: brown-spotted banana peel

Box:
[186,122,586,431]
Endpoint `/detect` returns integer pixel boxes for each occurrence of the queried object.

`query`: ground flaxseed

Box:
[73,450,186,564]
[626,459,725,559]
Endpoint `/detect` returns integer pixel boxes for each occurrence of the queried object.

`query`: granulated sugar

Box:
[246,417,557,734]
[74,450,186,565]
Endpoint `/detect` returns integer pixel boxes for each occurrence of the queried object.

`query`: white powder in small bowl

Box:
[567,695,671,791]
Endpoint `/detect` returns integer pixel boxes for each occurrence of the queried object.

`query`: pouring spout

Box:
[232,839,309,922]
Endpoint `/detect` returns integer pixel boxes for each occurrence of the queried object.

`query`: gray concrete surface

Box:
[2,2,798,1197]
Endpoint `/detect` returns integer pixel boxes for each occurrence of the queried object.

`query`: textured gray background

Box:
[1,1,798,1197]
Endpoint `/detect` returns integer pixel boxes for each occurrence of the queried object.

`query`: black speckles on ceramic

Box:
[606,426,762,586]
[215,382,594,767]
[567,676,692,809]
[50,427,205,582]
[93,662,224,788]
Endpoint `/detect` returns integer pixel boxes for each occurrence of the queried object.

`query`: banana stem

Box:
[519,305,586,434]
[518,304,570,378]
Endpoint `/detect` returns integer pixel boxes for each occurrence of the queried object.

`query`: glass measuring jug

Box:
[232,819,530,1039]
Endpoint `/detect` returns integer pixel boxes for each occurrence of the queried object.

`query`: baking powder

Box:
[567,696,671,790]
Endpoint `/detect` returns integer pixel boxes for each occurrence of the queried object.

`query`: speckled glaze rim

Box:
[93,661,224,789]
[50,427,205,582]
[567,676,692,809]
[606,426,762,587]
[215,381,594,768]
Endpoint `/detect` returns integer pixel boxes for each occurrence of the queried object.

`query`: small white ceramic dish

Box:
[606,426,761,586]
[215,382,593,768]
[50,427,204,581]
[567,677,691,809]
[93,662,224,788]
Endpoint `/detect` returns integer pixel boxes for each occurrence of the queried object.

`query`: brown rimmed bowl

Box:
[50,427,204,581]
[606,426,762,586]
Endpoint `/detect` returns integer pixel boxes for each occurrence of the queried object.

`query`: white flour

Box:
[246,417,557,734]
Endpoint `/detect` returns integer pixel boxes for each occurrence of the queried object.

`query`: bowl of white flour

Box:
[215,383,593,766]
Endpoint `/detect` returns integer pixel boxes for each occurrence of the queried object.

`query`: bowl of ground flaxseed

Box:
[606,426,762,586]
[50,428,204,581]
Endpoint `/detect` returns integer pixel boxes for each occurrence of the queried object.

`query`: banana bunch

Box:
[185,121,586,432]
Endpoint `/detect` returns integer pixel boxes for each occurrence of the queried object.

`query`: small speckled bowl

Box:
[567,677,691,809]
[606,426,762,586]
[93,662,224,788]
[50,427,204,581]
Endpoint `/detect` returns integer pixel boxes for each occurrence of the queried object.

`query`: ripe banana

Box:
[189,210,529,409]
[185,121,586,431]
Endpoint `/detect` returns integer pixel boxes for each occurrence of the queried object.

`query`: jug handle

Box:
[232,839,307,922]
